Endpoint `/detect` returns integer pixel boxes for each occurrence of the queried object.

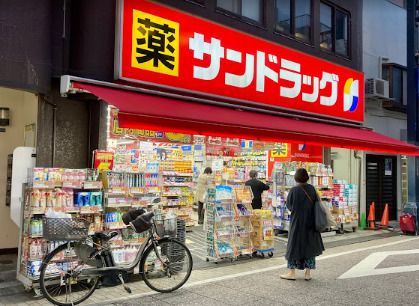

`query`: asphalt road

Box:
[101,236,419,306]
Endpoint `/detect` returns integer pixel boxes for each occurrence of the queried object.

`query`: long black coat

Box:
[285,183,325,261]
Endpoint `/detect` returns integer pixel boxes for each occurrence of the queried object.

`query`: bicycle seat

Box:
[93,231,119,241]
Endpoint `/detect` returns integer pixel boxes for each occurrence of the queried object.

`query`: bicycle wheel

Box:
[39,242,100,306]
[140,238,193,293]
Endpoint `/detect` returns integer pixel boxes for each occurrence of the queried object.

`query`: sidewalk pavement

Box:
[0,229,405,306]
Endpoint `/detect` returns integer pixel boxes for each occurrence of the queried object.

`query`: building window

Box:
[275,0,312,43]
[185,0,205,5]
[320,2,332,51]
[387,0,405,8]
[382,63,407,110]
[320,2,350,57]
[217,0,263,23]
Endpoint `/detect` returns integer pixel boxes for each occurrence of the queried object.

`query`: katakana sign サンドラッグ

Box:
[117,0,364,123]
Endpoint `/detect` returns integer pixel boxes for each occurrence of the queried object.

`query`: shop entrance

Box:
[366,155,398,221]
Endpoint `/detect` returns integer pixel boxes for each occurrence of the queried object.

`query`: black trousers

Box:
[198,201,205,224]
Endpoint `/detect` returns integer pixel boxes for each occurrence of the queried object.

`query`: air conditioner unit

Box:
[365,78,389,99]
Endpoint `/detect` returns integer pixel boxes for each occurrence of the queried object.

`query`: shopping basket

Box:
[43,217,90,241]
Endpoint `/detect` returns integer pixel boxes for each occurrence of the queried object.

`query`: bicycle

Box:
[38,211,193,306]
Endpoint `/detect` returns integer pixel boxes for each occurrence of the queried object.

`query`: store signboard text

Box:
[118,0,364,123]
[110,108,192,143]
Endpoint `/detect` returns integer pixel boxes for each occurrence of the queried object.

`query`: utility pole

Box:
[407,0,419,203]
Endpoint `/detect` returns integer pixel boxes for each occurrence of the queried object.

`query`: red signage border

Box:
[116,0,364,123]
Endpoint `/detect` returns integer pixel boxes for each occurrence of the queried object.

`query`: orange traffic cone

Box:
[380,203,389,229]
[367,202,376,229]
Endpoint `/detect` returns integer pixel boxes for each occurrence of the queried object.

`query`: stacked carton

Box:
[251,210,274,251]
[332,181,358,224]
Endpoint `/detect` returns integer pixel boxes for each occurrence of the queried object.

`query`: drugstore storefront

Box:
[62,0,418,225]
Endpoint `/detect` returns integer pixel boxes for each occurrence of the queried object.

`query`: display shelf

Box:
[105,204,132,208]
[65,209,81,213]
[161,204,187,208]
[29,235,43,239]
[105,225,127,230]
[162,172,193,177]
[80,207,103,214]
[32,182,60,189]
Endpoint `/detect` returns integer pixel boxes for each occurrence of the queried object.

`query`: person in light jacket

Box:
[280,168,325,281]
[195,167,212,224]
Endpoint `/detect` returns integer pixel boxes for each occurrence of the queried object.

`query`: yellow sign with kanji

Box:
[270,143,288,158]
[131,10,179,76]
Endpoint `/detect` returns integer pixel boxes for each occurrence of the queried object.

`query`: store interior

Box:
[106,108,359,233]
[18,107,361,282]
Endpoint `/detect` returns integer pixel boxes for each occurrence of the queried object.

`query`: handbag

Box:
[300,186,329,232]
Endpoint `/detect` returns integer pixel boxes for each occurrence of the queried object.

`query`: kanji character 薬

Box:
[302,75,319,103]
[225,49,254,88]
[319,72,339,106]
[189,33,224,80]
[256,52,279,92]
[135,17,176,70]
[280,59,301,99]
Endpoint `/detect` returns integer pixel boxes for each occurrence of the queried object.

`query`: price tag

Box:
[62,181,83,189]
[80,206,102,214]
[83,181,103,189]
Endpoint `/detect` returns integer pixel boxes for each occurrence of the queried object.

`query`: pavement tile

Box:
[157,291,205,305]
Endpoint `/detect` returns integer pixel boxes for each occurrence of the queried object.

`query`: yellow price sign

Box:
[270,143,288,158]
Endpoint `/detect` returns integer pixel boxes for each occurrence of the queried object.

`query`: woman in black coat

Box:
[280,168,325,281]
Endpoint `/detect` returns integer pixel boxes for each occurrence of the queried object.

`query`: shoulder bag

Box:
[300,186,329,232]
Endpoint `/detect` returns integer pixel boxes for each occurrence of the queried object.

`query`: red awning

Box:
[72,82,419,156]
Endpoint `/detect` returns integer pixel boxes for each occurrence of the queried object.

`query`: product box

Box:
[75,192,90,207]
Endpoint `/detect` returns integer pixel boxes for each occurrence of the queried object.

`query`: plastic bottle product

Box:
[29,240,38,259]
[37,219,43,237]
[35,240,43,258]
[40,192,47,208]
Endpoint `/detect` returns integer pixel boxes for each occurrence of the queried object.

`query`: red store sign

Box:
[117,0,364,123]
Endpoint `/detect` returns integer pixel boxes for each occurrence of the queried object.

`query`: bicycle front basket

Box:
[154,216,177,237]
[43,218,89,241]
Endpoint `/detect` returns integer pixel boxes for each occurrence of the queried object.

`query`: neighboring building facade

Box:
[363,0,408,221]
[0,0,365,250]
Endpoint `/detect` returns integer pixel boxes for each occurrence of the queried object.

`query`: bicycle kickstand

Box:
[118,274,132,294]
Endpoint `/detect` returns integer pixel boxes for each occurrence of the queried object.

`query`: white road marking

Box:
[86,237,419,306]
[338,249,419,279]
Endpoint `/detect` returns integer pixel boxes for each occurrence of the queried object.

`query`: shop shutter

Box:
[366,155,398,221]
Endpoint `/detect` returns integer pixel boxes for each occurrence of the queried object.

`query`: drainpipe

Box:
[354,150,362,225]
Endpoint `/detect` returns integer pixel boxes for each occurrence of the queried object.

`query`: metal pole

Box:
[407,0,419,203]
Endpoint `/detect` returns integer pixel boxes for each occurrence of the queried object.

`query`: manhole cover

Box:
[0,260,13,265]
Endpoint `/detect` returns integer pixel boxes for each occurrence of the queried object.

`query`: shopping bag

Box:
[300,186,330,232]
[314,199,328,232]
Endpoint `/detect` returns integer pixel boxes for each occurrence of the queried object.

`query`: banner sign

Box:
[93,150,114,171]
[117,0,364,123]
[109,108,192,143]
[267,144,323,178]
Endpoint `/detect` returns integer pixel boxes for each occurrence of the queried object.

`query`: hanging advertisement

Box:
[116,0,364,123]
[267,144,323,178]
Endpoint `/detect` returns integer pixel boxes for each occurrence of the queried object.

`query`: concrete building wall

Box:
[361,0,407,219]
[0,88,37,249]
[363,0,406,79]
